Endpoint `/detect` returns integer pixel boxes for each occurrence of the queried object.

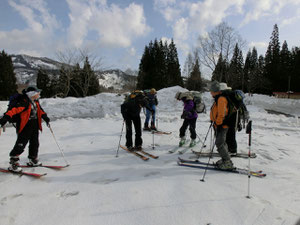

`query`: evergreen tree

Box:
[137,39,183,90]
[279,40,292,92]
[37,69,51,98]
[212,54,228,82]
[186,57,203,91]
[227,44,244,90]
[83,57,100,96]
[264,24,281,92]
[166,39,183,87]
[68,63,82,97]
[0,50,17,100]
[290,47,300,92]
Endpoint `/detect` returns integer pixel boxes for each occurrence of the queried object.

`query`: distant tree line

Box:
[36,56,100,98]
[137,39,184,90]
[208,23,300,94]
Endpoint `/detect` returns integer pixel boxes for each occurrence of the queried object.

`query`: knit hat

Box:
[23,86,41,98]
[219,83,232,91]
[209,81,221,92]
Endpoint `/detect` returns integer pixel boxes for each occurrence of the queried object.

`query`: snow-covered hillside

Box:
[11,54,136,90]
[0,86,300,225]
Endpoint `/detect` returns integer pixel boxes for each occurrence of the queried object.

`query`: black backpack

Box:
[220,89,248,129]
[6,93,28,124]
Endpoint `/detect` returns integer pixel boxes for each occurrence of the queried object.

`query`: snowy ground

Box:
[0,86,300,225]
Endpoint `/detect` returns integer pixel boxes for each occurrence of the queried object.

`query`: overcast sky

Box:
[1,0,300,76]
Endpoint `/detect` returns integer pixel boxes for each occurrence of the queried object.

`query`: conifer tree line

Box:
[37,56,100,98]
[0,50,18,100]
[210,24,300,94]
[137,39,184,90]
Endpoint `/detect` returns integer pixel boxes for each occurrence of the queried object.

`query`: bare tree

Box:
[56,48,102,97]
[197,22,246,72]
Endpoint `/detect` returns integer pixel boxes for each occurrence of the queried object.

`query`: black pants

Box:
[179,118,197,139]
[10,119,39,159]
[125,116,142,148]
[226,126,237,153]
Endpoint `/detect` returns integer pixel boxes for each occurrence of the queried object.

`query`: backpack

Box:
[6,93,28,124]
[190,91,206,113]
[177,91,206,113]
[220,89,248,128]
[124,90,145,103]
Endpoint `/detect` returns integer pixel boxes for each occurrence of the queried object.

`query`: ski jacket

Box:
[121,95,150,119]
[4,97,48,133]
[210,95,229,128]
[182,99,198,120]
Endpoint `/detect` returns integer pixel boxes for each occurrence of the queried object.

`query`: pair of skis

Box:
[144,130,172,135]
[177,157,266,178]
[190,151,257,159]
[0,164,69,178]
[169,139,202,154]
[120,145,159,161]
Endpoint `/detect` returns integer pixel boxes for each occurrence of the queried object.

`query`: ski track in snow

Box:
[0,87,300,225]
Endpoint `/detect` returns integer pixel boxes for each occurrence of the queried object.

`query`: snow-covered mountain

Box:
[11,54,137,90]
[11,54,61,85]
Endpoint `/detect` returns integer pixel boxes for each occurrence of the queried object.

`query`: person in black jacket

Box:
[121,90,152,151]
[0,86,50,172]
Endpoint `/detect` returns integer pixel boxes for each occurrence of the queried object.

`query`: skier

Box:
[175,92,198,147]
[209,81,234,170]
[121,90,153,151]
[143,88,158,131]
[0,86,50,172]
[219,83,237,155]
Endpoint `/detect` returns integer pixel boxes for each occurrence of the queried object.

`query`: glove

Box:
[181,111,188,119]
[0,115,9,127]
[42,115,50,127]
[151,109,155,115]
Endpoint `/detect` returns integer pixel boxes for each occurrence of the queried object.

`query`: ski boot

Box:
[216,159,234,170]
[8,157,22,172]
[134,145,142,151]
[179,137,186,147]
[143,123,151,131]
[189,139,196,147]
[150,122,157,131]
[27,158,42,167]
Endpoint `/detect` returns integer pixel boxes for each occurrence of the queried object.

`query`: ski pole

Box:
[246,120,252,199]
[200,127,216,182]
[152,129,155,149]
[116,120,125,157]
[48,125,70,166]
[196,122,213,159]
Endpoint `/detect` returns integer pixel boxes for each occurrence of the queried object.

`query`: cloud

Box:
[153,0,246,56]
[0,0,60,56]
[240,0,300,26]
[66,0,151,48]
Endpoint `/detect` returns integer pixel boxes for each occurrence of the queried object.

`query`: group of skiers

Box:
[120,81,248,170]
[0,81,247,172]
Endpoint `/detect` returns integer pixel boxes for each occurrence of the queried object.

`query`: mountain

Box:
[11,54,137,91]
